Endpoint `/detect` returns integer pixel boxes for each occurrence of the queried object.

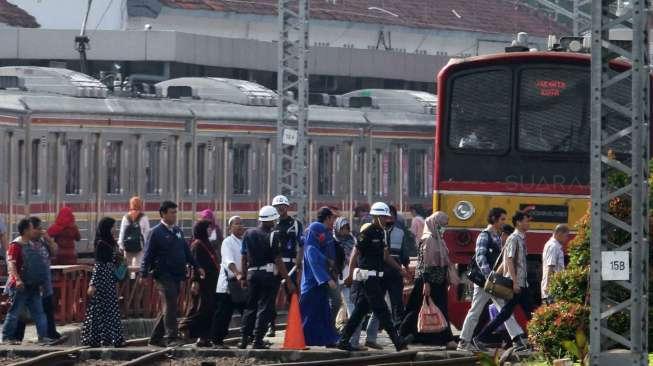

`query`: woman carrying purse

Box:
[81,217,125,348]
[398,211,457,349]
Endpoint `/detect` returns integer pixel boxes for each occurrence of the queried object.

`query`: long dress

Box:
[179,239,220,341]
[299,222,340,346]
[81,240,124,347]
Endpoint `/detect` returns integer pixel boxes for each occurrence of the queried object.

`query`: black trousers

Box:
[241,270,276,344]
[340,277,399,345]
[150,278,181,342]
[383,270,405,326]
[211,293,245,344]
[477,286,533,342]
[399,277,453,345]
[15,294,58,340]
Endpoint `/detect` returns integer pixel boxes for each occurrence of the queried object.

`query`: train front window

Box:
[517,68,590,153]
[448,69,511,152]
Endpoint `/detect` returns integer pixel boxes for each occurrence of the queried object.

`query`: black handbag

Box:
[466,255,487,287]
[226,269,249,304]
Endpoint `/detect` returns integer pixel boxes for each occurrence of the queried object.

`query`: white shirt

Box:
[541,237,565,299]
[117,214,151,251]
[216,234,243,294]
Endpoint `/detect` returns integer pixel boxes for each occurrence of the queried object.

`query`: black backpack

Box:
[123,214,144,253]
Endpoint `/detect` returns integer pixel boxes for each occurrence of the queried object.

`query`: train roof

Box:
[0,67,435,128]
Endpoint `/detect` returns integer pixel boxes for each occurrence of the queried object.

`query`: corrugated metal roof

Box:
[157,0,567,36]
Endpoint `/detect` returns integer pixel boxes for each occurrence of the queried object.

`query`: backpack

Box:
[20,242,48,289]
[123,214,144,253]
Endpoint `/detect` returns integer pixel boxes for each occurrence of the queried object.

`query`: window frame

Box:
[105,140,123,195]
[144,140,163,196]
[232,144,251,196]
[65,139,83,196]
[445,66,513,156]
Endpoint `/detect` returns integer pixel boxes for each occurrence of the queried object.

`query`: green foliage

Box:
[567,209,590,268]
[562,329,589,366]
[548,266,589,304]
[477,350,500,366]
[528,301,590,363]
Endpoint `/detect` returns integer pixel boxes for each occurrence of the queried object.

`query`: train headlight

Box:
[453,201,475,221]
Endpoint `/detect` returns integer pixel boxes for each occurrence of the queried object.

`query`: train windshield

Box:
[517,68,590,153]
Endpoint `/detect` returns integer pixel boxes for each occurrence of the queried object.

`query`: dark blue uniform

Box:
[239,226,281,348]
[338,224,406,351]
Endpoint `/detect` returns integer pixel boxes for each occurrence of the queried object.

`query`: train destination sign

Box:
[519,204,569,223]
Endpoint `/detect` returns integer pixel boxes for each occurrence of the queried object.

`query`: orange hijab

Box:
[128,196,143,222]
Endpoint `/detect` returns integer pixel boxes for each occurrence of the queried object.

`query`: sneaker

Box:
[336,340,354,351]
[37,337,56,345]
[365,341,384,350]
[266,329,276,337]
[513,337,531,352]
[472,337,490,352]
[456,340,479,352]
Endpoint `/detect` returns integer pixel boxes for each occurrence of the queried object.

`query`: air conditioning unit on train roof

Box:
[342,89,436,114]
[0,66,107,98]
[155,77,278,106]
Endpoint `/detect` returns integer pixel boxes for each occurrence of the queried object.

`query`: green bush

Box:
[548,266,589,304]
[528,301,590,363]
[567,210,590,268]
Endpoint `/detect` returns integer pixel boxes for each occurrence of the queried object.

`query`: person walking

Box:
[1,218,51,345]
[179,221,221,347]
[81,217,125,348]
[541,224,568,304]
[300,207,340,347]
[211,216,246,349]
[198,209,223,251]
[239,206,295,349]
[336,202,410,352]
[47,207,81,265]
[118,196,150,270]
[473,211,534,351]
[409,205,426,240]
[365,205,411,349]
[140,201,205,347]
[334,217,367,351]
[457,208,526,352]
[399,212,456,348]
[267,195,304,337]
[14,217,61,341]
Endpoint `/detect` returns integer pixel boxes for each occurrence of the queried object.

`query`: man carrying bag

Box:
[473,211,534,351]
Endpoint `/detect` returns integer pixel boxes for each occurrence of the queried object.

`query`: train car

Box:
[433,50,640,328]
[0,66,435,261]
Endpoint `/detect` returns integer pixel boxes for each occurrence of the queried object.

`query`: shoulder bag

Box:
[483,242,515,301]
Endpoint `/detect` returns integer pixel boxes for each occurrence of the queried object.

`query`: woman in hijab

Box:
[198,209,223,251]
[81,217,125,347]
[117,196,150,269]
[299,208,340,347]
[179,221,220,347]
[399,211,457,349]
[47,207,81,264]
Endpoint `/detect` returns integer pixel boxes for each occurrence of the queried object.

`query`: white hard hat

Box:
[370,202,391,217]
[272,195,290,206]
[259,205,280,222]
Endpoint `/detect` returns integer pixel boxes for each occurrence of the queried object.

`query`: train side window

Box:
[17,140,25,197]
[65,140,82,195]
[145,141,161,195]
[317,146,335,196]
[31,139,40,196]
[184,143,192,195]
[408,149,426,197]
[371,149,381,196]
[197,143,207,195]
[356,148,367,196]
[233,144,250,195]
[106,141,122,194]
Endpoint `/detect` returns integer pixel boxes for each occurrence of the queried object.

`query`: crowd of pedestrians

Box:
[0,196,569,354]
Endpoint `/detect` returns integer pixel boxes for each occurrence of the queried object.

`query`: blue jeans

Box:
[2,287,48,341]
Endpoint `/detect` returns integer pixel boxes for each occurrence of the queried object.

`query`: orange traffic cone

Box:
[282,293,308,350]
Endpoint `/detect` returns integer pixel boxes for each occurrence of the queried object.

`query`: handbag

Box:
[466,255,486,287]
[417,296,447,333]
[114,262,128,281]
[483,242,515,301]
[226,269,249,304]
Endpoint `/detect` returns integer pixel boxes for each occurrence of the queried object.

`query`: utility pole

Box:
[75,0,93,74]
[276,0,310,223]
[589,0,649,364]
[532,0,591,35]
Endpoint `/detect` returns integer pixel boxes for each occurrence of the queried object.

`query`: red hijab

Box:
[47,207,76,236]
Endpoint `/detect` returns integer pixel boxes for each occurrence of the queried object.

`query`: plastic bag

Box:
[417,296,447,333]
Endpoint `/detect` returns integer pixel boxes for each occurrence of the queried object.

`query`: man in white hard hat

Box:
[239,206,295,349]
[337,202,411,352]
[266,195,304,337]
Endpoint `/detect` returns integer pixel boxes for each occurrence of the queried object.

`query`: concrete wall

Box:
[9,0,125,30]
